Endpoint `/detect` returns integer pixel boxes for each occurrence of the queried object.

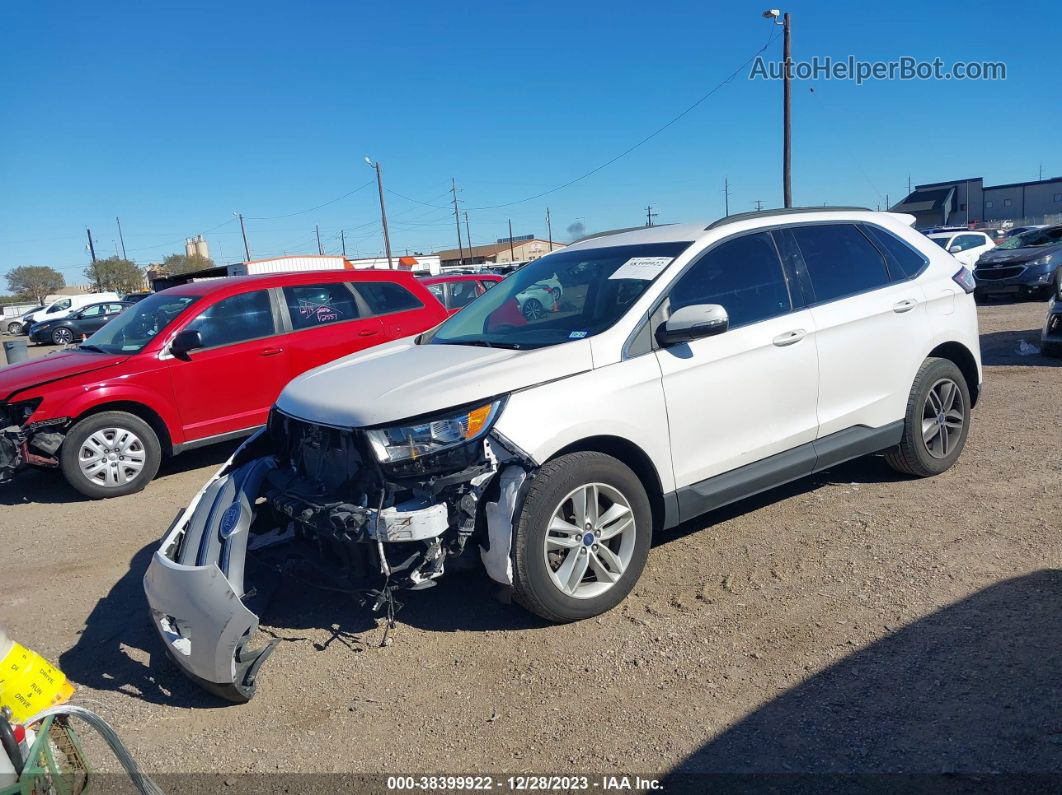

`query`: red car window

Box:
[185,290,276,348]
[283,283,360,330]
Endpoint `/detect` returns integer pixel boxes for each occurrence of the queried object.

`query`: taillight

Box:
[952,267,976,294]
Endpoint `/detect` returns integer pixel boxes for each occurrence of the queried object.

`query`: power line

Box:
[244,180,374,220]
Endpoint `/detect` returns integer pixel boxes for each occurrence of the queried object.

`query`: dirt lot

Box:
[1,301,1059,780]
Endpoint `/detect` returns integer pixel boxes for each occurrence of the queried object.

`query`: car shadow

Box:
[58,542,224,709]
[0,439,241,506]
[661,569,1061,784]
[980,328,1060,368]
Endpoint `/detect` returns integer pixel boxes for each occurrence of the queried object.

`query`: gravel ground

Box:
[1,301,1059,780]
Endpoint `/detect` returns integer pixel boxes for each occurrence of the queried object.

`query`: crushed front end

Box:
[144,403,533,702]
[0,399,66,483]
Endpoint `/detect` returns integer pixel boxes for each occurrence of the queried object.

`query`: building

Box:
[892,175,1062,229]
[433,238,564,268]
[347,254,441,273]
[185,235,210,260]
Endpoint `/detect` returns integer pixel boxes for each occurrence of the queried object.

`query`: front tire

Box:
[51,327,74,345]
[60,411,162,498]
[6,321,21,335]
[511,452,652,622]
[885,357,971,478]
[522,297,546,321]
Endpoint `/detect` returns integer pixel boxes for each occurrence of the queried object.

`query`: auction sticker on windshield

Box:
[609,256,673,280]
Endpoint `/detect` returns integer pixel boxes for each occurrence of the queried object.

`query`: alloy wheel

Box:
[542,482,636,599]
[921,378,965,459]
[78,427,147,488]
[522,298,545,321]
[53,328,73,345]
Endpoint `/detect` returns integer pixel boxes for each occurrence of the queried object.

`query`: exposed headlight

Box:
[2,398,43,426]
[366,399,504,463]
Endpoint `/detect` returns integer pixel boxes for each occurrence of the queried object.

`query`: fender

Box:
[62,384,186,447]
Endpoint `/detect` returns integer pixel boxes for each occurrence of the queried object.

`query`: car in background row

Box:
[1041,275,1062,357]
[419,273,502,314]
[122,292,154,304]
[28,301,131,345]
[1005,224,1047,238]
[4,306,45,335]
[515,274,564,320]
[0,270,448,498]
[927,230,995,269]
[974,224,1062,300]
[16,292,123,331]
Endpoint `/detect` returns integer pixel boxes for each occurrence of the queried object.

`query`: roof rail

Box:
[705,206,873,230]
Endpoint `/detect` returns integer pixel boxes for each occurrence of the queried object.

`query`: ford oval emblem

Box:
[218,504,242,539]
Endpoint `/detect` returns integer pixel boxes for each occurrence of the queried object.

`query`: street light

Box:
[762,8,792,208]
[365,156,394,269]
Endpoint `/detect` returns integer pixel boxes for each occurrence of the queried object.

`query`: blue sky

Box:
[1,1,1056,281]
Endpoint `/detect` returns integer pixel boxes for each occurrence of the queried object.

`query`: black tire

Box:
[51,327,74,345]
[885,357,971,478]
[60,411,162,499]
[1042,342,1062,358]
[511,452,652,622]
[6,322,20,335]
[522,297,545,321]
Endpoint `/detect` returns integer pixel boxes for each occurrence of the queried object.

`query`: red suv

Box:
[0,270,447,498]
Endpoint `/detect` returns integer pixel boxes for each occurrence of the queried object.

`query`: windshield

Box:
[997,226,1062,250]
[430,242,691,349]
[83,292,198,353]
[930,236,952,249]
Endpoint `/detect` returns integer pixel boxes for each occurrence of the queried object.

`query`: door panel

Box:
[167,289,291,441]
[278,282,385,374]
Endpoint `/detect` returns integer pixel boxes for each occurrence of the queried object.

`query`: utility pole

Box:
[115,216,127,260]
[782,12,792,208]
[236,213,251,262]
[724,178,732,216]
[365,158,393,269]
[86,228,100,291]
[546,207,553,251]
[753,199,764,211]
[508,219,516,263]
[340,229,346,257]
[1039,164,1044,181]
[907,174,912,194]
[450,178,466,266]
[645,204,658,227]
[316,224,323,255]
[464,212,473,263]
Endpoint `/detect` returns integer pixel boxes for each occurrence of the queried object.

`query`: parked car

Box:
[122,292,153,304]
[515,274,564,320]
[419,273,502,314]
[927,230,995,269]
[143,208,982,701]
[19,292,123,330]
[0,270,447,497]
[1041,276,1062,357]
[973,224,1062,300]
[27,301,131,345]
[1005,225,1047,238]
[4,306,45,335]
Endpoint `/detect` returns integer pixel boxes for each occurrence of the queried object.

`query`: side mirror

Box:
[948,245,962,254]
[656,304,729,346]
[170,329,204,358]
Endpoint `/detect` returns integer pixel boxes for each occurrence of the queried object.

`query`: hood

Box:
[0,350,130,403]
[978,246,1057,265]
[276,338,595,428]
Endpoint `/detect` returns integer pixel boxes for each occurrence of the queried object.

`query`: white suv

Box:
[146,208,982,700]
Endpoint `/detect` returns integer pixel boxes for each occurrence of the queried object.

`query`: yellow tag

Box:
[0,642,75,723]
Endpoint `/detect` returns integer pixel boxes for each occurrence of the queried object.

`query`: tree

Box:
[86,257,144,294]
[161,253,215,276]
[5,266,65,304]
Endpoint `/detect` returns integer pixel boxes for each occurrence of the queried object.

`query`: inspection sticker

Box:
[609,256,673,280]
[569,330,588,339]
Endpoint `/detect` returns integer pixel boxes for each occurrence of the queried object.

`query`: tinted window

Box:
[106,303,127,313]
[669,232,791,328]
[283,283,359,331]
[791,224,891,303]
[425,283,446,304]
[479,280,497,292]
[80,304,106,317]
[447,279,481,309]
[863,225,927,280]
[954,234,985,251]
[357,281,423,315]
[186,290,275,348]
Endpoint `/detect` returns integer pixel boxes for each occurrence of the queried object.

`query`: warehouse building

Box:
[892,175,1062,229]
[434,238,564,268]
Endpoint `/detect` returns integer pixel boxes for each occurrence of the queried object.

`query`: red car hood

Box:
[0,350,130,403]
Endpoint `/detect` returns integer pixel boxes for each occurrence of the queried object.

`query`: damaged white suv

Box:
[145,208,982,701]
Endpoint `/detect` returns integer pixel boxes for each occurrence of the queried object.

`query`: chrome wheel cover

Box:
[78,427,147,488]
[543,482,636,599]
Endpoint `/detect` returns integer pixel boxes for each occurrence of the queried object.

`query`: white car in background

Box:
[5,305,45,335]
[927,230,995,268]
[515,275,563,320]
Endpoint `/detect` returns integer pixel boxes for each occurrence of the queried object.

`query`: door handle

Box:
[893,299,917,313]
[259,346,284,356]
[357,328,379,337]
[772,329,806,347]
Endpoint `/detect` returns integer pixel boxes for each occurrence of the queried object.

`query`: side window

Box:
[448,280,481,309]
[668,232,791,328]
[356,281,424,315]
[185,290,275,348]
[863,225,928,280]
[957,234,986,250]
[80,304,105,317]
[479,280,497,292]
[790,224,891,303]
[282,283,359,331]
[107,303,127,313]
[48,300,71,313]
[425,283,446,305]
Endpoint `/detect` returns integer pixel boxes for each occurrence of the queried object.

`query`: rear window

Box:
[283,283,359,330]
[791,224,891,303]
[863,225,928,280]
[356,281,424,315]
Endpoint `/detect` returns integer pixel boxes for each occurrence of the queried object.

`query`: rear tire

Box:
[511,452,652,622]
[60,411,162,498]
[885,357,971,478]
[6,322,21,335]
